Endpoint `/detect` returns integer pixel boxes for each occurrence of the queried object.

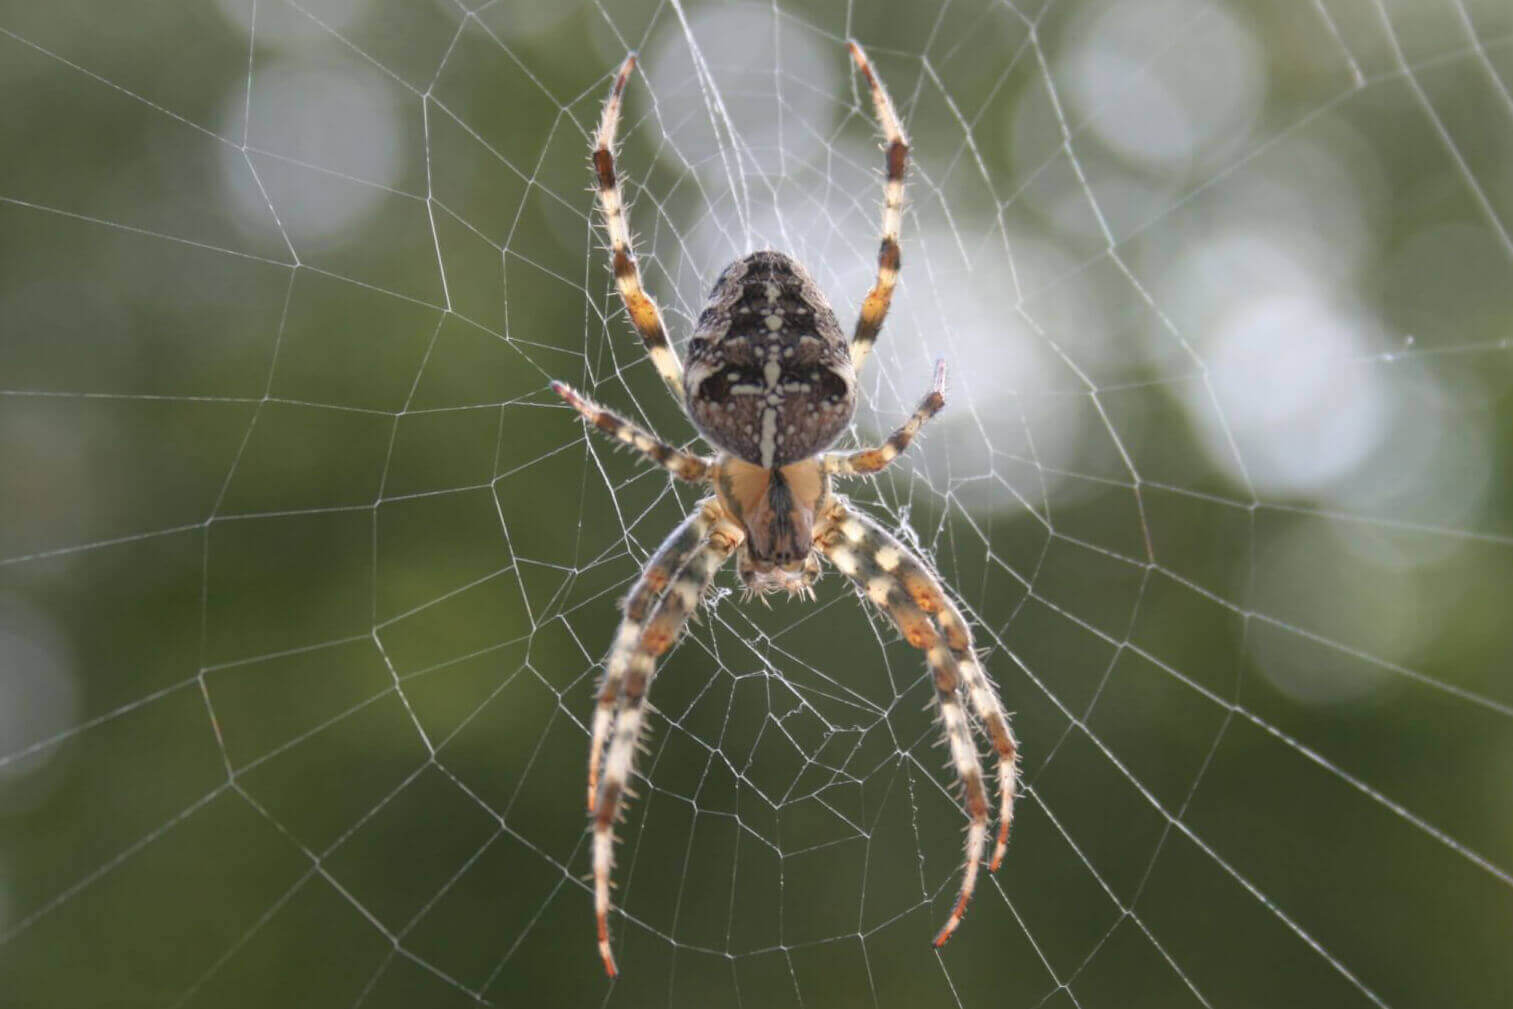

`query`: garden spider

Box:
[552,42,1019,977]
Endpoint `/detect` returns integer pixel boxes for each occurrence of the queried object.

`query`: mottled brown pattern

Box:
[684,251,856,467]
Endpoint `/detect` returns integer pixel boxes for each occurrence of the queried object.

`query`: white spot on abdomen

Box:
[759,408,779,467]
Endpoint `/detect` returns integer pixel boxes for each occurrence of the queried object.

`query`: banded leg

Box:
[587,500,721,810]
[847,40,909,372]
[929,594,1018,873]
[593,523,741,977]
[593,54,683,402]
[552,381,710,482]
[816,503,991,948]
[825,359,946,477]
[855,514,1019,873]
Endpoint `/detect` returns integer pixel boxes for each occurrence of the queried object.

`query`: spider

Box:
[551,42,1019,977]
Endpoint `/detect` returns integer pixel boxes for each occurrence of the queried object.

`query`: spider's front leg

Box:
[861,519,1019,873]
[587,501,722,810]
[816,500,1018,946]
[591,514,743,977]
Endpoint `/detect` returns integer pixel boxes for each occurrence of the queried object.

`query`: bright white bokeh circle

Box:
[644,4,842,183]
[0,597,79,792]
[219,60,405,242]
[213,0,369,48]
[1063,0,1265,176]
[1193,294,1386,496]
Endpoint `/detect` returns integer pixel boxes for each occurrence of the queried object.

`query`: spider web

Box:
[2,0,1511,1006]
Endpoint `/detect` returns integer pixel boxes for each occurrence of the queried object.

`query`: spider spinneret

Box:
[551,42,1020,978]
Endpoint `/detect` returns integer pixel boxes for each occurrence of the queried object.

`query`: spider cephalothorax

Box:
[551,43,1020,978]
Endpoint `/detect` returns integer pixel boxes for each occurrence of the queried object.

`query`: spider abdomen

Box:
[684,251,857,467]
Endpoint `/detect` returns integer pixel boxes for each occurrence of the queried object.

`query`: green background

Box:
[1,1,1510,1007]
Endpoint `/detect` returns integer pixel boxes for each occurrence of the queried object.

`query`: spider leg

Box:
[817,500,999,948]
[848,516,1019,873]
[594,53,683,402]
[846,40,909,373]
[926,591,1018,873]
[593,519,742,977]
[825,359,946,477]
[552,381,711,483]
[588,500,722,811]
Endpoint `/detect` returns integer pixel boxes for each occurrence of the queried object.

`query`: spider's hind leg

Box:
[593,53,684,402]
[846,40,909,372]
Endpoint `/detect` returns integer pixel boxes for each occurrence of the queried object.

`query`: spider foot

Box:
[931,820,986,948]
[597,916,619,978]
[990,825,1010,873]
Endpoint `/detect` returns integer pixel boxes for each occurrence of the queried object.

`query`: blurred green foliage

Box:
[1,1,1511,1007]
